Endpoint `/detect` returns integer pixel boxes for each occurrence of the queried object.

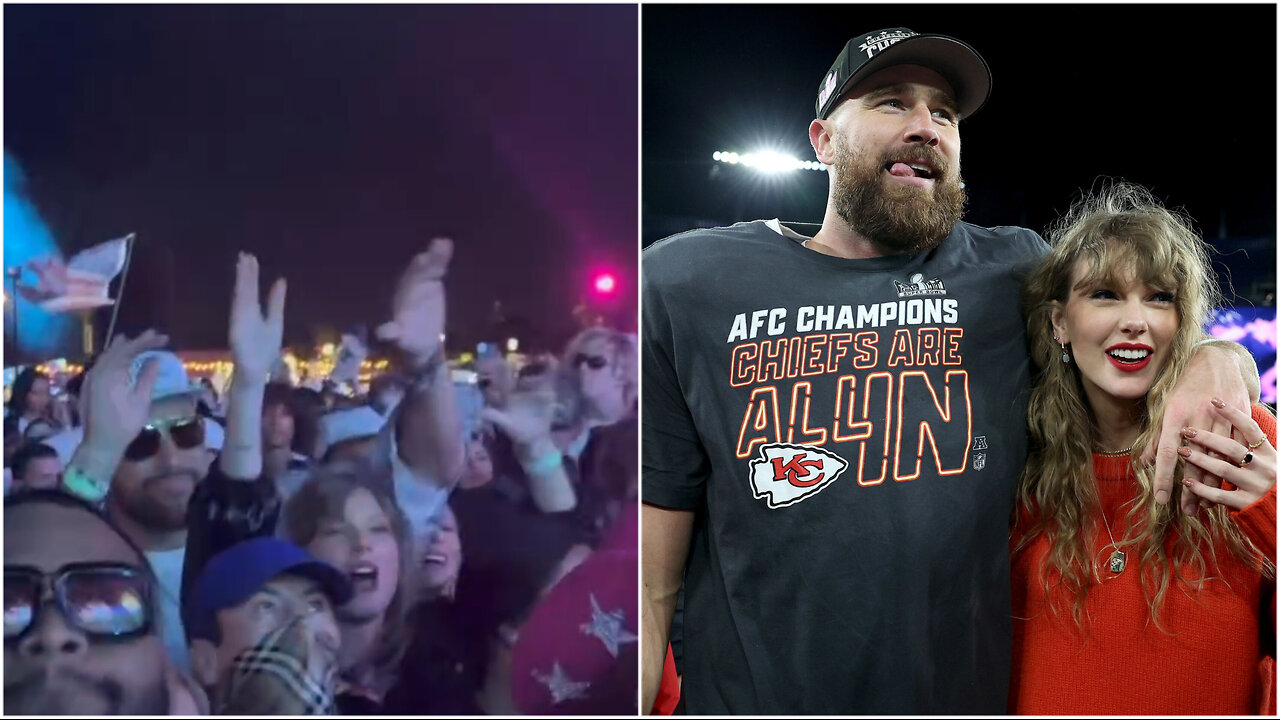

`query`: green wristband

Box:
[521,448,564,478]
[62,464,110,503]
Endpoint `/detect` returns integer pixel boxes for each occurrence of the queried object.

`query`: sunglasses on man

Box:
[4,563,154,642]
[123,415,205,461]
[572,353,609,371]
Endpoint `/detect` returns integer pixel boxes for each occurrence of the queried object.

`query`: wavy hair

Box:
[1015,181,1272,631]
[283,460,417,695]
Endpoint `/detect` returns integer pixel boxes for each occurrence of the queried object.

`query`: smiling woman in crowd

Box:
[283,463,416,711]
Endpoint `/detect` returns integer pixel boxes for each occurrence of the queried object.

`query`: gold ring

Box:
[1248,437,1266,450]
[1240,450,1254,467]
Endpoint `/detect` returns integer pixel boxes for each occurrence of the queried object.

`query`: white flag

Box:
[17,234,131,313]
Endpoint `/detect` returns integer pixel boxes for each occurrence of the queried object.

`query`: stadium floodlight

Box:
[713,150,827,173]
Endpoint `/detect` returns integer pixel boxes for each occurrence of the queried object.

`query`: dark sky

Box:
[5,4,637,357]
[642,5,1276,302]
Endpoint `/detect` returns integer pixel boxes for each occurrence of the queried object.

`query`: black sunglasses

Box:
[572,353,609,371]
[123,416,205,461]
[4,563,154,642]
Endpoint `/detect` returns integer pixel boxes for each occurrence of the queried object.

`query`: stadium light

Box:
[713,150,827,173]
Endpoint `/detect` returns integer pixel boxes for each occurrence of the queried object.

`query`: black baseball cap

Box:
[815,28,991,121]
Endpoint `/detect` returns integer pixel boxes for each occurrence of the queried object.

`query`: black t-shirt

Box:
[642,219,1048,714]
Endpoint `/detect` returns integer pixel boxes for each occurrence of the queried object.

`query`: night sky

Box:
[642,5,1276,304]
[5,4,638,362]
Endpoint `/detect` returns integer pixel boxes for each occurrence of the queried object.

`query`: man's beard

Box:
[831,139,967,254]
[5,666,169,715]
[113,469,199,532]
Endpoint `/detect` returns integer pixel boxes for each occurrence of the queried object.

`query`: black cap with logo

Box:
[815,27,991,120]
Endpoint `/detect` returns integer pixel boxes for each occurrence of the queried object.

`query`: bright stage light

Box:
[713,149,827,173]
[594,273,617,294]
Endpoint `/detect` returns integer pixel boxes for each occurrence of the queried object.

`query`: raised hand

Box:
[480,380,556,446]
[1178,401,1275,511]
[79,329,170,454]
[229,253,286,382]
[376,238,451,367]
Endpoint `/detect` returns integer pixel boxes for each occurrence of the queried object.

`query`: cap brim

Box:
[281,560,355,607]
[830,34,991,119]
[153,389,201,403]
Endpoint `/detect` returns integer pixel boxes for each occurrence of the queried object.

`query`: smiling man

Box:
[640,27,1253,714]
[63,348,211,676]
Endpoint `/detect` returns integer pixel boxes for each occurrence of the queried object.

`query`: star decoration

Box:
[532,662,590,704]
[579,592,638,658]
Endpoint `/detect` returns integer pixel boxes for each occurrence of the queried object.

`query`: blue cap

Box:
[186,537,353,641]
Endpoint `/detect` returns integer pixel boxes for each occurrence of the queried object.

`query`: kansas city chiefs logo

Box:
[748,443,849,509]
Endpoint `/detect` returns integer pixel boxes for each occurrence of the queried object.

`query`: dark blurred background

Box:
[5,4,638,364]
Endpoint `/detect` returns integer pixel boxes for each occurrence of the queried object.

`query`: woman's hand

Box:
[1178,400,1275,511]
[228,253,286,383]
[376,238,451,369]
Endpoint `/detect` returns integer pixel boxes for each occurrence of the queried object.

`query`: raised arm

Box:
[378,238,465,487]
[641,504,694,713]
[481,374,577,513]
[61,330,168,502]
[180,254,287,608]
[218,253,286,481]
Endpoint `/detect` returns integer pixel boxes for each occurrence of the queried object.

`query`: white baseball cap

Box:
[128,350,199,402]
[316,405,387,456]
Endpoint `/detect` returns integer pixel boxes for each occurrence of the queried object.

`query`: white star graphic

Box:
[532,661,591,705]
[579,592,638,658]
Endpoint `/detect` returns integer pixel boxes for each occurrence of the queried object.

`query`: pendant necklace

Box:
[1099,510,1126,574]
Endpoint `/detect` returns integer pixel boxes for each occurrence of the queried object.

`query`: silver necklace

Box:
[1099,510,1126,575]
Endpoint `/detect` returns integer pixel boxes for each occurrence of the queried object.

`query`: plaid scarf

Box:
[216,616,338,715]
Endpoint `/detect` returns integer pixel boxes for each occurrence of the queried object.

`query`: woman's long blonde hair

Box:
[1016,181,1272,630]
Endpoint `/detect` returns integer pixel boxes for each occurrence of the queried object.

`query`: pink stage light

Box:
[593,273,617,294]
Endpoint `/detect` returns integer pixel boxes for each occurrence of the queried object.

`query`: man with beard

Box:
[640,28,1253,714]
[3,490,199,714]
[61,339,208,675]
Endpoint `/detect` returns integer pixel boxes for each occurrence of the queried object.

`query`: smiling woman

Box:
[1012,181,1277,715]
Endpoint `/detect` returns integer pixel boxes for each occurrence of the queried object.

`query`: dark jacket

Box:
[179,461,281,627]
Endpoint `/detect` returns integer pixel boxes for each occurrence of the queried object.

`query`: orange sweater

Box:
[1010,405,1277,715]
